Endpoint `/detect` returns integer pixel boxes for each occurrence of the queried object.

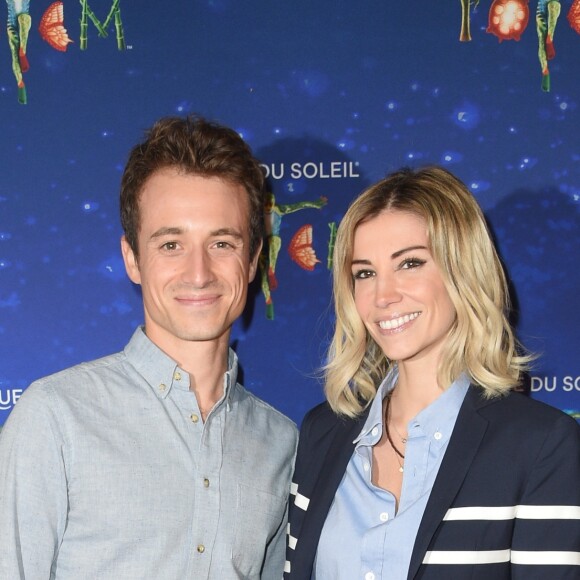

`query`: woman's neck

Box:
[390,359,445,426]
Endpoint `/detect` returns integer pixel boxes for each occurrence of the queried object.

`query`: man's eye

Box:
[214,241,233,249]
[161,242,178,251]
[352,269,374,280]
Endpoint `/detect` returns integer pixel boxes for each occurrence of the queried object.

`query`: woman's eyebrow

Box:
[391,245,428,259]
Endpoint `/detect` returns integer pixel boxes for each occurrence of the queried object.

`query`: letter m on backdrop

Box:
[80,0,126,50]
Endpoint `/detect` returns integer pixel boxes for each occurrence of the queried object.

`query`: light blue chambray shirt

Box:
[0,327,298,580]
[313,368,469,580]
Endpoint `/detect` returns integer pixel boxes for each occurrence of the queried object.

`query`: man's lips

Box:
[174,295,220,306]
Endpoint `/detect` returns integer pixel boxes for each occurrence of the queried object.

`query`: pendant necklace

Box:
[384,394,405,473]
[391,420,407,444]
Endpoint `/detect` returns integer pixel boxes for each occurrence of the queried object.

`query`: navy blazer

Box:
[285,387,580,579]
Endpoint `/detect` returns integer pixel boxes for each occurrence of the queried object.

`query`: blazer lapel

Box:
[407,387,491,579]
[295,410,369,575]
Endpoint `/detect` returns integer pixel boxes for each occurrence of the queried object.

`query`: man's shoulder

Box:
[22,350,127,404]
[1,350,129,442]
[234,384,298,436]
[33,350,125,386]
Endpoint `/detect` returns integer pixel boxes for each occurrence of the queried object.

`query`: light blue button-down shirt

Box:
[0,327,298,580]
[314,369,469,580]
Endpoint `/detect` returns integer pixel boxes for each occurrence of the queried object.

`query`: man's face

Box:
[122,168,260,356]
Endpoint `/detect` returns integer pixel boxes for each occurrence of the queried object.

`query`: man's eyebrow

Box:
[210,228,244,240]
[149,227,244,240]
[150,227,183,240]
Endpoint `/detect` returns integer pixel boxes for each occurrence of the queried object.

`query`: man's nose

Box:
[182,247,214,287]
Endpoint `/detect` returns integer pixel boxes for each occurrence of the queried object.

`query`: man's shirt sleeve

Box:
[0,382,68,579]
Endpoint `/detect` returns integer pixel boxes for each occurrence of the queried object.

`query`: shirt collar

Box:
[354,368,469,447]
[410,373,469,447]
[222,349,238,410]
[354,366,399,445]
[124,326,238,406]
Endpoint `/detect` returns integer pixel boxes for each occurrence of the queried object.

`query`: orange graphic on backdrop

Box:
[569,0,580,34]
[39,2,73,51]
[288,225,320,271]
[487,0,530,41]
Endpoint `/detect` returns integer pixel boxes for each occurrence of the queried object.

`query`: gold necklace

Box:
[392,420,408,444]
[387,390,408,444]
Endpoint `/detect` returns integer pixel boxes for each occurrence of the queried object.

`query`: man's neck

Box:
[145,327,231,419]
[184,341,230,419]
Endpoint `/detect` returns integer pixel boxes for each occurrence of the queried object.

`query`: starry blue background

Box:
[1,1,579,426]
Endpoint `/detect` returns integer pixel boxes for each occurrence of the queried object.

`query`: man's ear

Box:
[248,239,263,283]
[121,236,141,285]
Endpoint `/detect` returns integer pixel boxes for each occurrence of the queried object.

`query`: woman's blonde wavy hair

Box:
[325,166,531,417]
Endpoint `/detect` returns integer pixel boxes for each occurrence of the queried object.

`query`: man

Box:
[0,116,298,579]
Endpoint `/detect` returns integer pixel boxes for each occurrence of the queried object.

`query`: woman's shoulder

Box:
[302,400,367,432]
[470,386,579,435]
[297,401,369,459]
[302,400,335,425]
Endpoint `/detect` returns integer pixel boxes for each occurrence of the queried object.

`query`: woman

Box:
[284,167,580,580]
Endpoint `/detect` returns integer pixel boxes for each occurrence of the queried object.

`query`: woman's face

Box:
[351,210,456,368]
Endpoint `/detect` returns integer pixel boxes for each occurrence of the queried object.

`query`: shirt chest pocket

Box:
[232,482,287,576]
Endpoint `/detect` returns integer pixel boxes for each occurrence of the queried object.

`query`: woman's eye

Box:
[353,269,374,280]
[400,257,426,269]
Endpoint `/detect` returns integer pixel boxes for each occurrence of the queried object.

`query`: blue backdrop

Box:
[1,1,579,426]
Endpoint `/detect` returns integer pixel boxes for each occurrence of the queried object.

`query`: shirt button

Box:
[190,413,199,423]
[380,512,389,522]
[197,544,205,553]
[371,427,379,437]
[363,461,370,472]
[365,572,375,580]
[174,371,182,381]
[203,478,210,488]
[434,431,442,440]
[158,383,166,392]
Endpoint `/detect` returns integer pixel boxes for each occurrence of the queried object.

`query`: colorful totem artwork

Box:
[459,0,580,92]
[536,0,561,91]
[260,194,327,319]
[6,0,32,104]
[3,0,126,104]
